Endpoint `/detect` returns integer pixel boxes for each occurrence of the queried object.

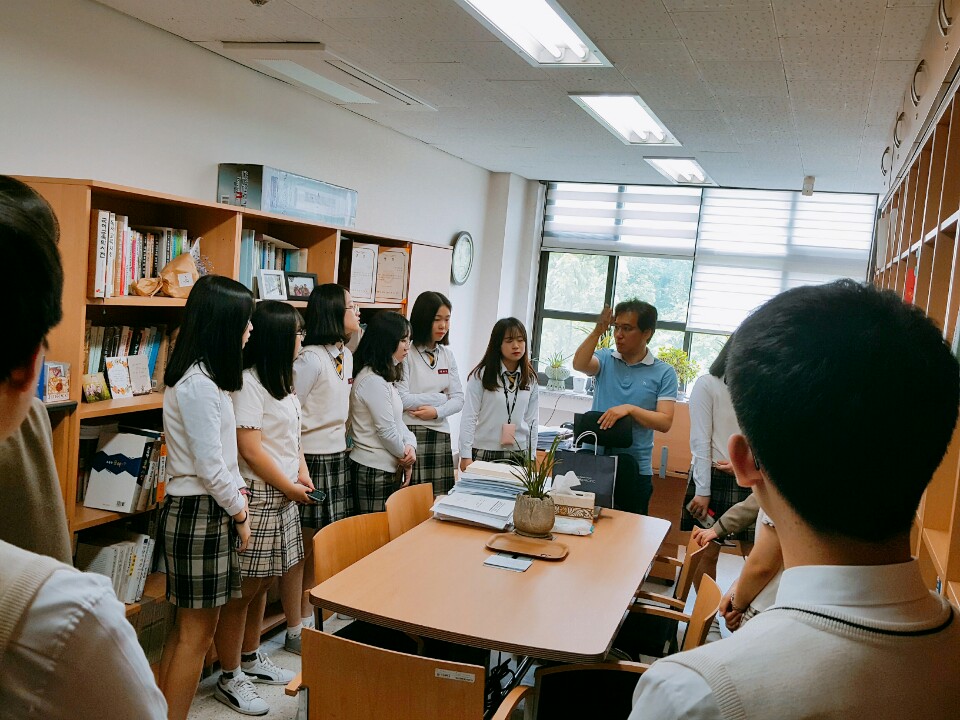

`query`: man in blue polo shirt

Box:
[572,299,678,514]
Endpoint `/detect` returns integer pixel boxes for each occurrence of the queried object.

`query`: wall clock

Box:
[451,231,474,285]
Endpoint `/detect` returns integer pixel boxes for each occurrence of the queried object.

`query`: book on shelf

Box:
[75,531,156,604]
[127,354,153,395]
[42,361,70,403]
[105,357,133,398]
[84,430,156,513]
[238,229,305,291]
[85,324,169,378]
[81,372,112,403]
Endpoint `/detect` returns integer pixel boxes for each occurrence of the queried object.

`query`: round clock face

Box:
[451,231,473,285]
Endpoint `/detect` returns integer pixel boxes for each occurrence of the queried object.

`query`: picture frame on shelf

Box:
[257,269,287,300]
[284,271,318,299]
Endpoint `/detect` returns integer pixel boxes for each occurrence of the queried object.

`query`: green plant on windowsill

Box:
[656,346,701,387]
[538,351,571,390]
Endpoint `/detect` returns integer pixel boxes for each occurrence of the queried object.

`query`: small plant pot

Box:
[513,493,556,538]
[545,366,570,390]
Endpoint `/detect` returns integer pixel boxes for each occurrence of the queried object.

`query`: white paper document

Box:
[432,493,516,530]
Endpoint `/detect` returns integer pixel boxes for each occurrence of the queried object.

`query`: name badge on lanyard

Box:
[501,371,519,447]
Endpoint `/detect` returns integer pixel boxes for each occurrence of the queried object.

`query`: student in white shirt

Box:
[214,301,306,715]
[289,283,361,649]
[350,311,417,513]
[397,291,463,495]
[632,280,960,719]
[681,334,753,582]
[0,175,167,719]
[159,274,254,720]
[459,318,539,469]
[719,508,782,631]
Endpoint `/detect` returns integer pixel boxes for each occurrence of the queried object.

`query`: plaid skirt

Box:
[410,426,454,495]
[351,460,402,514]
[301,450,355,529]
[160,495,242,609]
[680,466,755,541]
[238,477,304,578]
[471,448,516,463]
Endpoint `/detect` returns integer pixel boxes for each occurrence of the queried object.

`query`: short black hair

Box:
[410,291,452,347]
[353,311,411,383]
[165,275,254,392]
[0,176,63,383]
[614,299,657,334]
[304,283,349,346]
[244,300,300,400]
[708,334,734,379]
[726,279,960,542]
[469,318,534,392]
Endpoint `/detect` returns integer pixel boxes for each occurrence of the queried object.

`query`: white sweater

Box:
[396,344,464,434]
[459,366,539,458]
[293,344,352,455]
[631,560,960,720]
[349,366,417,472]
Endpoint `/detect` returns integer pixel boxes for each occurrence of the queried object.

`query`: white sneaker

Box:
[215,672,269,716]
[241,650,296,685]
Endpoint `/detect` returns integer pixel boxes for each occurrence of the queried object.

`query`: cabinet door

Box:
[406,243,452,317]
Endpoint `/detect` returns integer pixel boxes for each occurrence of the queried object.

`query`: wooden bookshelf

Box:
[79,392,165,419]
[876,91,960,609]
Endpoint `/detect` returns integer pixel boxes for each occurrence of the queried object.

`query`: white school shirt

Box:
[293,344,352,455]
[162,362,246,517]
[232,368,302,484]
[459,365,539,459]
[0,566,167,719]
[397,344,464,434]
[349,366,417,472]
[688,373,741,496]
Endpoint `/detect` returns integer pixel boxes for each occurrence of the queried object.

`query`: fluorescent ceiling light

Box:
[571,94,679,146]
[454,0,610,67]
[257,59,375,104]
[645,158,715,185]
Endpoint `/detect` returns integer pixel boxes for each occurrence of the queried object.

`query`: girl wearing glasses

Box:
[397,291,464,495]
[459,318,539,470]
[290,284,361,648]
[350,311,417,512]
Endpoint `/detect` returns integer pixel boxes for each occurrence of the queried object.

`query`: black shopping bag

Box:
[553,449,617,509]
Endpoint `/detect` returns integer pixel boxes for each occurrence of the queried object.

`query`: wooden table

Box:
[310,509,670,663]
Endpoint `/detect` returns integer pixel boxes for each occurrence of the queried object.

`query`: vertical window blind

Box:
[687,189,877,333]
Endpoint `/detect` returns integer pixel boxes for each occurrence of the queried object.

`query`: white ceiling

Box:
[95,0,937,192]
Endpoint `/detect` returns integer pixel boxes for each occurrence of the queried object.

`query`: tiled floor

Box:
[187,552,745,719]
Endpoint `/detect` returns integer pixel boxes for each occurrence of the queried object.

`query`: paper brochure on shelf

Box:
[349,242,378,303]
[375,246,408,302]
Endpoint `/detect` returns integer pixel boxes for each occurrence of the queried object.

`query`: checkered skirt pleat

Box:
[680,466,755,541]
[237,477,304,578]
[300,450,355,528]
[351,459,402,514]
[471,448,516,463]
[160,495,242,608]
[410,426,455,495]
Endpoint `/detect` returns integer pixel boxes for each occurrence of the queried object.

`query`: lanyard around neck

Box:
[501,371,519,423]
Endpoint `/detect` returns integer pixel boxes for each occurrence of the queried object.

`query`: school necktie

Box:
[503,371,520,392]
[425,349,437,368]
[334,351,344,378]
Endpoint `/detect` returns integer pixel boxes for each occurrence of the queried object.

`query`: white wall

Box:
[0,0,544,452]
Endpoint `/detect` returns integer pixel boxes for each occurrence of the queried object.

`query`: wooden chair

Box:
[286,629,531,720]
[637,533,711,608]
[385,482,435,540]
[530,575,723,720]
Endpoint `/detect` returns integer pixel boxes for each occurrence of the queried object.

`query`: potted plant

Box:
[656,346,701,397]
[541,351,571,390]
[505,434,562,538]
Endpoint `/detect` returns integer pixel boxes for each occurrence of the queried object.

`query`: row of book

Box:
[83,323,172,388]
[76,530,156,604]
[88,209,194,298]
[80,425,167,513]
[238,229,308,292]
[432,461,524,530]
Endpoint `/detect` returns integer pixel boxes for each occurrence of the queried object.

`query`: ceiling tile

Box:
[772,0,885,37]
[659,110,741,151]
[672,9,781,60]
[718,96,795,136]
[698,61,788,97]
[601,40,693,68]
[878,6,932,60]
[778,33,880,62]
[621,65,720,111]
[559,0,680,40]
[664,0,772,10]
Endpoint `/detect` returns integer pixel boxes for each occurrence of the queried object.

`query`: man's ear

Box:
[728,433,763,489]
[7,345,43,391]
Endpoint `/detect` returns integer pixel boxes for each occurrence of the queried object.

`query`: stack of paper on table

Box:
[537,425,572,450]
[455,460,527,500]
[432,493,516,531]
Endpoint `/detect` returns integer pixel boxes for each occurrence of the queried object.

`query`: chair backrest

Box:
[674,534,711,602]
[313,512,390,585]
[385,483,435,540]
[680,574,722,652]
[301,628,485,720]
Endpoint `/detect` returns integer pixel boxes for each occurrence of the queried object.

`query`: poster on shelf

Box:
[375,247,409,303]
[350,242,378,304]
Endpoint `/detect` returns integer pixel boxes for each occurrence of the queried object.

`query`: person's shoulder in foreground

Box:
[631,279,960,720]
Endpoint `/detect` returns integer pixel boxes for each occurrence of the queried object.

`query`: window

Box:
[533,182,877,389]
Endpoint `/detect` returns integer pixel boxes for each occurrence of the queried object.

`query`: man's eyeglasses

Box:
[611,324,638,334]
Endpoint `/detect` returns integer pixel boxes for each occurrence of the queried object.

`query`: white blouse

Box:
[459,364,539,459]
[293,344,352,455]
[396,344,464,434]
[162,362,246,516]
[688,373,741,496]
[232,368,302,484]
[349,366,417,472]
